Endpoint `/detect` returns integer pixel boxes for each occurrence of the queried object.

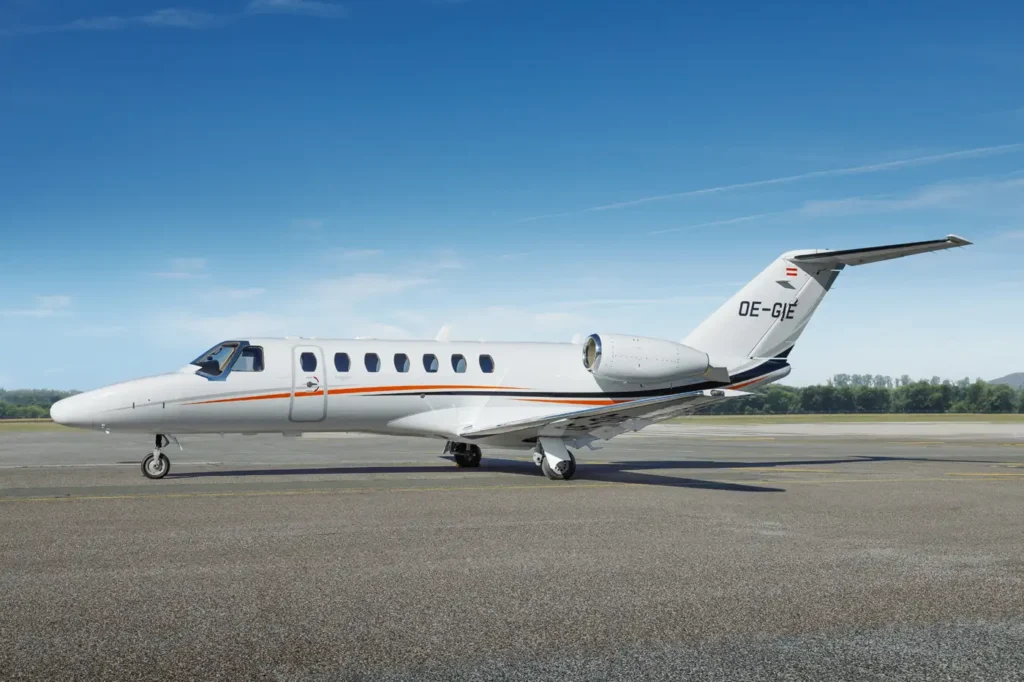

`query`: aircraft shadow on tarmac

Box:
[163,453,950,493]
[166,458,783,492]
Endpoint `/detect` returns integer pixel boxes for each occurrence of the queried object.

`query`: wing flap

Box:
[460,389,749,442]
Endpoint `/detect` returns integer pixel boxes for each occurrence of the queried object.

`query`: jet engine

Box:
[581,333,710,383]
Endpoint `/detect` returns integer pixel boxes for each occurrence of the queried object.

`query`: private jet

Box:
[50,235,971,480]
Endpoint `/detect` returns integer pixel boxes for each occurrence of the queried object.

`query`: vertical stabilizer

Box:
[682,235,971,368]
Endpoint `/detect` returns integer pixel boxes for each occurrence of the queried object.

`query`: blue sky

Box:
[2,0,1023,390]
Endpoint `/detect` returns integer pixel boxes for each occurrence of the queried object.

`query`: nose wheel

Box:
[142,452,170,479]
[142,434,173,479]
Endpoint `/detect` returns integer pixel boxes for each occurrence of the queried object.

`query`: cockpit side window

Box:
[191,342,241,377]
[232,346,265,372]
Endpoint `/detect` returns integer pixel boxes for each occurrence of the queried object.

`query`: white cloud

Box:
[648,212,785,236]
[335,248,382,261]
[431,249,464,270]
[139,8,220,28]
[516,142,1024,221]
[245,0,347,18]
[0,295,72,318]
[800,177,1024,217]
[155,257,208,279]
[2,8,219,35]
[158,311,292,343]
[223,287,267,300]
[292,218,325,230]
[312,274,431,302]
[1,2,342,36]
[350,321,413,339]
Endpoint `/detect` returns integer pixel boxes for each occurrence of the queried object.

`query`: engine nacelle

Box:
[581,333,710,383]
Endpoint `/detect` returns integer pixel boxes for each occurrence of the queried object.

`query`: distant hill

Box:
[990,373,1024,390]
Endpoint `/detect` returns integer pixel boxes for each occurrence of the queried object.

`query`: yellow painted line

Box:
[773,476,1024,485]
[0,481,618,504]
[888,441,947,446]
[946,472,1024,478]
[737,467,842,473]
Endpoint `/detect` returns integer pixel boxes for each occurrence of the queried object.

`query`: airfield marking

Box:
[771,476,1024,485]
[3,469,1023,505]
[0,481,620,504]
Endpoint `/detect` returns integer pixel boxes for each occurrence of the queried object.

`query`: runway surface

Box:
[2,424,1024,680]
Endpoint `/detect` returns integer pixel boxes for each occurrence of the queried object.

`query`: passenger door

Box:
[290,345,327,422]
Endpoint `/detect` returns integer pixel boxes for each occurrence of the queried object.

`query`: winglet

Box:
[435,324,452,342]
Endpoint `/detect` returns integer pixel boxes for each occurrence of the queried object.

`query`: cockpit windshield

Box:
[190,341,241,377]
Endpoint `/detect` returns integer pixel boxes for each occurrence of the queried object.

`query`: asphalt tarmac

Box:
[2,424,1023,681]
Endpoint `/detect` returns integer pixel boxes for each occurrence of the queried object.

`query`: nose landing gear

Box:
[142,434,173,479]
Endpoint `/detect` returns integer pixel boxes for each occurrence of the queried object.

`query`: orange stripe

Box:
[327,384,520,396]
[186,384,523,405]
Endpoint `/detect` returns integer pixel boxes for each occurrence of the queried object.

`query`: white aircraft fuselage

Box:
[49,337,788,449]
[50,234,971,480]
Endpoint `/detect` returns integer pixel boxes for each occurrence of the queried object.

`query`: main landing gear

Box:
[445,441,482,468]
[445,438,577,481]
[142,434,172,480]
[533,437,577,481]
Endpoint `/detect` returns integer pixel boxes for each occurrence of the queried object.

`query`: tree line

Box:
[0,389,78,419]
[1,375,1022,419]
[703,374,1023,415]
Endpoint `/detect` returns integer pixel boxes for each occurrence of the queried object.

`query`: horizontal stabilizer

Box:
[790,234,971,267]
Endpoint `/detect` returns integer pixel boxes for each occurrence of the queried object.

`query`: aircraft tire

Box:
[454,445,482,468]
[541,451,576,481]
[142,453,170,480]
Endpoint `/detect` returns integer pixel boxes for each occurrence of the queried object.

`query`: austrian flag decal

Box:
[785,266,798,277]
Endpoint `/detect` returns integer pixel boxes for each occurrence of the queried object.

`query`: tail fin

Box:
[683,235,971,367]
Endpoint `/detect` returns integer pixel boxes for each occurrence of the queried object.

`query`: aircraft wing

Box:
[790,234,971,267]
[459,388,748,448]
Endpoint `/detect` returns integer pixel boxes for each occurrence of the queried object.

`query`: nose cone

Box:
[50,394,94,429]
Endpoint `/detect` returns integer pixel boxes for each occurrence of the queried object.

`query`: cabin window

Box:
[233,346,264,372]
[334,352,350,372]
[423,354,439,373]
[300,352,317,372]
[451,354,467,373]
[479,354,494,374]
[365,353,381,372]
[394,353,410,373]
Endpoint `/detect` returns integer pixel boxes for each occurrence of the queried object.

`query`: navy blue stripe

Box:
[373,358,789,400]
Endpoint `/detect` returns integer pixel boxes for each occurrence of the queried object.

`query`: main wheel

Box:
[541,451,576,481]
[142,453,170,479]
[454,444,482,468]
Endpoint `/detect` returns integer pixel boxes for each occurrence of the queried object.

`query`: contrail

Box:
[516,142,1024,222]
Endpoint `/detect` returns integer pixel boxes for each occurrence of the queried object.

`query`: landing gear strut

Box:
[446,441,482,468]
[536,437,576,481]
[142,434,171,480]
